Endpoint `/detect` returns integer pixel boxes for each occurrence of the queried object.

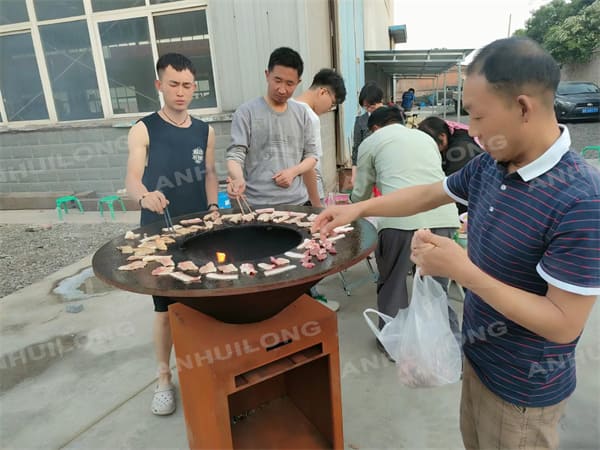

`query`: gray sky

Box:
[394,0,552,50]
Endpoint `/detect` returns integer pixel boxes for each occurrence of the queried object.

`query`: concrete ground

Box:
[1,210,598,449]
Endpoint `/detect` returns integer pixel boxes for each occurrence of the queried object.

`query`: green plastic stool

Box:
[56,195,84,220]
[98,195,126,220]
[581,145,600,159]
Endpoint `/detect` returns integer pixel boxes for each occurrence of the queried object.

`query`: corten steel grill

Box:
[92,205,377,323]
[92,205,376,450]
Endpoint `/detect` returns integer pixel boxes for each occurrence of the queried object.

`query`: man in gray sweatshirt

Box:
[226,47,318,207]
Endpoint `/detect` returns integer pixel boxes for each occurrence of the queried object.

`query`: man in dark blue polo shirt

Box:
[313,37,599,449]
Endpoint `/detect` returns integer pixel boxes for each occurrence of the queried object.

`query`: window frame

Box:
[0,0,218,126]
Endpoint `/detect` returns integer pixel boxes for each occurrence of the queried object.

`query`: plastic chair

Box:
[338,255,379,296]
[98,195,126,220]
[56,195,84,220]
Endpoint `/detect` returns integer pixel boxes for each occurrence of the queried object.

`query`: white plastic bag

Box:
[363,269,462,388]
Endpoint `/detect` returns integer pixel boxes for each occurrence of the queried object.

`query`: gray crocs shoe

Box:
[151,383,176,416]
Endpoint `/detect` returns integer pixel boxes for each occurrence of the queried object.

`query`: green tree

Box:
[514,0,600,64]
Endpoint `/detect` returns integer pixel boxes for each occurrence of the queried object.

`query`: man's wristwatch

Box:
[207,203,219,210]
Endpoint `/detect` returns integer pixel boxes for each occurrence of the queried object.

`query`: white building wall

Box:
[362,0,394,51]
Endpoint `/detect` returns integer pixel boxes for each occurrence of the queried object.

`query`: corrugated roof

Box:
[364,48,474,78]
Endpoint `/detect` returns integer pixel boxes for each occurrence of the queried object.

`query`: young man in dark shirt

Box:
[125,53,218,416]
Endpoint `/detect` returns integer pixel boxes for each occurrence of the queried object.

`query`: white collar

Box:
[517,125,571,182]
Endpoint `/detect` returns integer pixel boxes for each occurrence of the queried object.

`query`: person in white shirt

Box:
[293,69,347,312]
[292,69,347,207]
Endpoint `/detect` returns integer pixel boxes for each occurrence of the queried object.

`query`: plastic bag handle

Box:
[362,308,394,340]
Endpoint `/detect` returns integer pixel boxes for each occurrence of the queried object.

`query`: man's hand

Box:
[410,229,470,279]
[272,168,297,188]
[140,190,169,214]
[311,204,361,236]
[226,176,246,198]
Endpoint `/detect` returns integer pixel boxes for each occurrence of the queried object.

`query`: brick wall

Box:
[0,118,233,198]
[0,113,338,202]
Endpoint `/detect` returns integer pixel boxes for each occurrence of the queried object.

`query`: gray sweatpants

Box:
[374,227,460,338]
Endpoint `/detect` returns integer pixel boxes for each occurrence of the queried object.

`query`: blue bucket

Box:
[217,191,231,209]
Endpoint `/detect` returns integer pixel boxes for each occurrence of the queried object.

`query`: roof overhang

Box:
[388,25,407,44]
[365,48,475,78]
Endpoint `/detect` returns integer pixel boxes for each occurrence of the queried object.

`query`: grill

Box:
[92,205,377,323]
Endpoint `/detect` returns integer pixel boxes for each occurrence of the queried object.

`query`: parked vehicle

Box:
[554,81,600,122]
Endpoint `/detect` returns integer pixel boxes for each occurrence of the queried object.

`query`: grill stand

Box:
[169,294,344,449]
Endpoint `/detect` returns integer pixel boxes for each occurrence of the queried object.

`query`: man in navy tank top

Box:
[125,53,218,416]
[312,37,599,449]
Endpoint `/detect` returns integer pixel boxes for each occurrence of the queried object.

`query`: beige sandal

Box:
[151,383,176,416]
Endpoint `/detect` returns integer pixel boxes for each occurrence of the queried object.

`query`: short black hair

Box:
[156,53,196,78]
[367,106,404,130]
[418,116,450,146]
[467,37,560,102]
[310,68,347,104]
[359,82,384,106]
[268,47,304,77]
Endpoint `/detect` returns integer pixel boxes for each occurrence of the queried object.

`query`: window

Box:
[0,32,49,120]
[34,0,85,21]
[99,17,159,114]
[0,1,217,124]
[39,20,103,120]
[91,0,145,12]
[0,0,28,25]
[154,9,217,109]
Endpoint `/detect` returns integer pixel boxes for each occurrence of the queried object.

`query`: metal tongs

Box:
[163,204,175,233]
[235,195,254,216]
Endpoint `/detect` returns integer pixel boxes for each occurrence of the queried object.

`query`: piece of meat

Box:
[127,254,145,261]
[177,260,199,272]
[240,263,257,276]
[151,266,174,276]
[255,207,275,214]
[140,234,161,243]
[118,260,147,271]
[270,256,290,266]
[143,255,174,267]
[264,265,297,277]
[161,224,183,233]
[302,261,315,269]
[257,213,273,222]
[257,263,276,271]
[169,271,201,284]
[206,273,239,280]
[333,225,354,233]
[117,245,134,254]
[180,217,203,225]
[203,211,221,221]
[296,239,313,250]
[198,261,217,274]
[289,212,307,218]
[124,230,140,240]
[218,263,238,273]
[284,251,305,259]
[133,247,156,256]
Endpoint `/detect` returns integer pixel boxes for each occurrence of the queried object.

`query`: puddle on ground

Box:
[0,333,85,393]
[52,267,114,301]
